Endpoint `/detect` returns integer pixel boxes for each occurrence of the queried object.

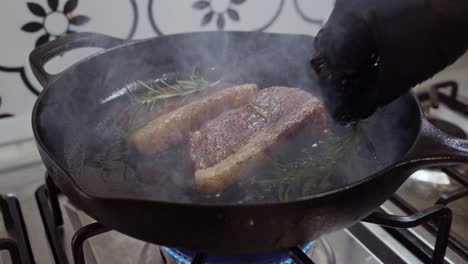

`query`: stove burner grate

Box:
[0,194,35,264]
[390,167,468,262]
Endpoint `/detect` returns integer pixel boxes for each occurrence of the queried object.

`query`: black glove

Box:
[312,0,468,124]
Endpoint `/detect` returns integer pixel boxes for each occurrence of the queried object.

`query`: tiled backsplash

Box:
[0,0,334,144]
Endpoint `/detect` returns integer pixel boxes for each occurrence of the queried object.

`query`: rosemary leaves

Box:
[249,96,274,121]
[257,127,360,201]
[127,70,217,111]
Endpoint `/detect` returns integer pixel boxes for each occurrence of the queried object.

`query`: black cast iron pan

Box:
[30,32,468,253]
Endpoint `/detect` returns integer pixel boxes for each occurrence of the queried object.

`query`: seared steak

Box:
[190,87,326,193]
[132,84,258,154]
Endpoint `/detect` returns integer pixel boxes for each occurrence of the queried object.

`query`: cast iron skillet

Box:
[30,32,468,253]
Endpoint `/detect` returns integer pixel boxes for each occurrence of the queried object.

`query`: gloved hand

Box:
[312,0,468,124]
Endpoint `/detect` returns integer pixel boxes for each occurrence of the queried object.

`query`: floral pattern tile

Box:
[21,0,90,47]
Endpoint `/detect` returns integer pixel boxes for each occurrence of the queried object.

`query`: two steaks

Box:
[132,85,326,193]
[132,84,258,154]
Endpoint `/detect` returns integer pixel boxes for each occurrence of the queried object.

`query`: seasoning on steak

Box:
[132,84,258,154]
[189,86,326,193]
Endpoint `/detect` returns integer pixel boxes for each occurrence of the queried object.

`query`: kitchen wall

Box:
[0,0,334,145]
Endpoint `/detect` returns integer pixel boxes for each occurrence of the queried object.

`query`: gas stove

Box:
[1,81,468,264]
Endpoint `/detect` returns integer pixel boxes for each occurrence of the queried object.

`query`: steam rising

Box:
[36,32,415,204]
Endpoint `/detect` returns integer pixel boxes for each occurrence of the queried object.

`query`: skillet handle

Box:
[404,117,468,168]
[29,32,124,87]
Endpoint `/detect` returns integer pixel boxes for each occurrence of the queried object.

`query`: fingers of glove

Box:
[313,3,379,123]
[314,11,376,78]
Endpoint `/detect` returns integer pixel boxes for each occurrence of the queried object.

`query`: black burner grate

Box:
[0,193,35,264]
[363,204,451,264]
[390,167,468,261]
[35,175,67,264]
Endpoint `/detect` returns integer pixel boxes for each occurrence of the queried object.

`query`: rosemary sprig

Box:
[250,96,274,121]
[137,80,160,94]
[250,101,269,120]
[257,127,360,201]
[128,69,217,111]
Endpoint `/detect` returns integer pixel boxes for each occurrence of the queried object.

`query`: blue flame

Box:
[162,241,315,264]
